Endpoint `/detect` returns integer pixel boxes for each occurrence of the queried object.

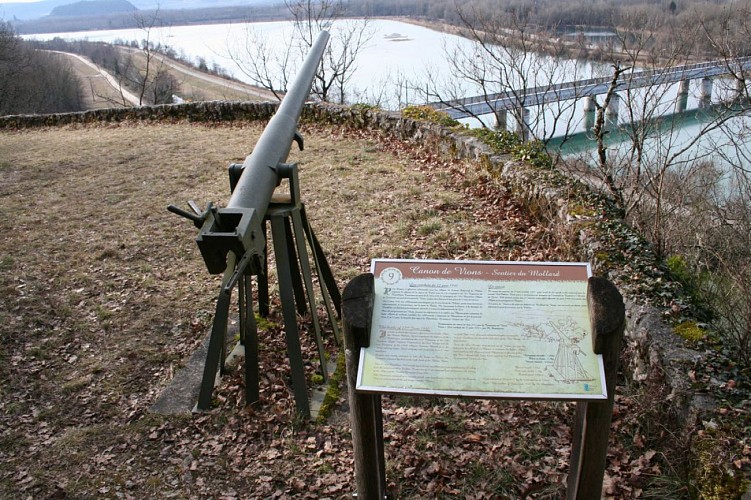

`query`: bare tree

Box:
[561,10,749,258]
[229,24,294,101]
[589,63,628,210]
[109,7,180,106]
[687,4,751,364]
[228,0,373,104]
[426,5,587,143]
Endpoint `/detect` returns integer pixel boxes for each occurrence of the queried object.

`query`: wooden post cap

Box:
[587,276,625,355]
[342,273,375,349]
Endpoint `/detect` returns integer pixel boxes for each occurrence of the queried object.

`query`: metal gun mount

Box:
[168,31,341,418]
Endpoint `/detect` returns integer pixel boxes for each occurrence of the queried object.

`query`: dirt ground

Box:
[0,120,682,498]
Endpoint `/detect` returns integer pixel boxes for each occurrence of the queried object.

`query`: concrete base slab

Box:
[150,334,210,415]
[151,332,339,421]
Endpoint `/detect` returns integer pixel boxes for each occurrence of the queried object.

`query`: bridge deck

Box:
[429,57,751,119]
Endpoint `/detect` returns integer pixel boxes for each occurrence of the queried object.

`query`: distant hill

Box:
[0,0,275,22]
[48,0,137,17]
[1,0,72,20]
[11,2,287,34]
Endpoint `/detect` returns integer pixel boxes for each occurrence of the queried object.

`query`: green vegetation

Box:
[694,430,750,499]
[417,217,442,235]
[254,313,276,332]
[0,255,13,271]
[468,128,553,170]
[401,105,460,128]
[674,321,706,343]
[314,351,346,423]
[350,103,380,113]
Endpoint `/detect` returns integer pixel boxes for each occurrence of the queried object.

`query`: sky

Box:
[0,0,42,4]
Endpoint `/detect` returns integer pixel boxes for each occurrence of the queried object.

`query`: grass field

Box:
[0,119,691,498]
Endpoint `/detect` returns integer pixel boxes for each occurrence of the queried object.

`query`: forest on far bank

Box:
[0,22,83,115]
[8,0,751,40]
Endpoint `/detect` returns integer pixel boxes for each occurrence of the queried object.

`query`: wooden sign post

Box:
[342,259,625,500]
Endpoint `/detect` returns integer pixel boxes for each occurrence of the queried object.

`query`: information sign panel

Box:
[357,259,607,399]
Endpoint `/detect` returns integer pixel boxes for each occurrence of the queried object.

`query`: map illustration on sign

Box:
[357,259,607,400]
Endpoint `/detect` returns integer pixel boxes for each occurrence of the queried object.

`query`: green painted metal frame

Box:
[196,164,341,418]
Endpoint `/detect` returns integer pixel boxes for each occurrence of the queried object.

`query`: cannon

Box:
[168,31,340,417]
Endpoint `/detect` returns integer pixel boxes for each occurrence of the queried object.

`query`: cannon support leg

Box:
[240,274,260,406]
[258,202,342,416]
[197,253,236,411]
[270,213,311,418]
[195,202,340,416]
[291,208,328,382]
[282,216,308,316]
[258,220,270,318]
[300,204,342,319]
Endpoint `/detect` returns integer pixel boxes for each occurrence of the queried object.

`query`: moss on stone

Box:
[694,431,749,500]
[567,203,598,218]
[315,350,346,424]
[673,321,705,342]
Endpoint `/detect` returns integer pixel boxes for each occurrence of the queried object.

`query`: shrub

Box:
[467,128,553,170]
[401,105,460,127]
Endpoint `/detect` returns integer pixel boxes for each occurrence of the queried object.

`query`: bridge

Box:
[428,57,751,135]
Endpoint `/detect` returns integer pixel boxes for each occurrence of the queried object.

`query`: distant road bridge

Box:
[428,57,751,135]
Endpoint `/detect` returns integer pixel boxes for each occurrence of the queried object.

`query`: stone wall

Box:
[0,101,281,128]
[0,100,712,428]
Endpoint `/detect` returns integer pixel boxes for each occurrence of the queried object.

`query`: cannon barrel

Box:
[228,30,330,214]
[193,31,330,276]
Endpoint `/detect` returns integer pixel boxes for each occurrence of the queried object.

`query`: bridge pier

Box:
[516,107,530,141]
[582,96,597,131]
[676,79,690,112]
[583,96,597,112]
[736,77,747,100]
[584,111,596,131]
[700,77,713,108]
[676,92,689,113]
[494,109,507,131]
[606,94,619,125]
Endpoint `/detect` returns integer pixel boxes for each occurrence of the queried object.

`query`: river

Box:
[24,19,606,117]
[25,19,484,109]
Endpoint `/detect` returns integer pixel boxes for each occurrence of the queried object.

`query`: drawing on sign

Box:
[507,318,595,384]
[548,318,593,383]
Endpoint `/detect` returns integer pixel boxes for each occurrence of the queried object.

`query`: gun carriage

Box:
[169,31,340,417]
